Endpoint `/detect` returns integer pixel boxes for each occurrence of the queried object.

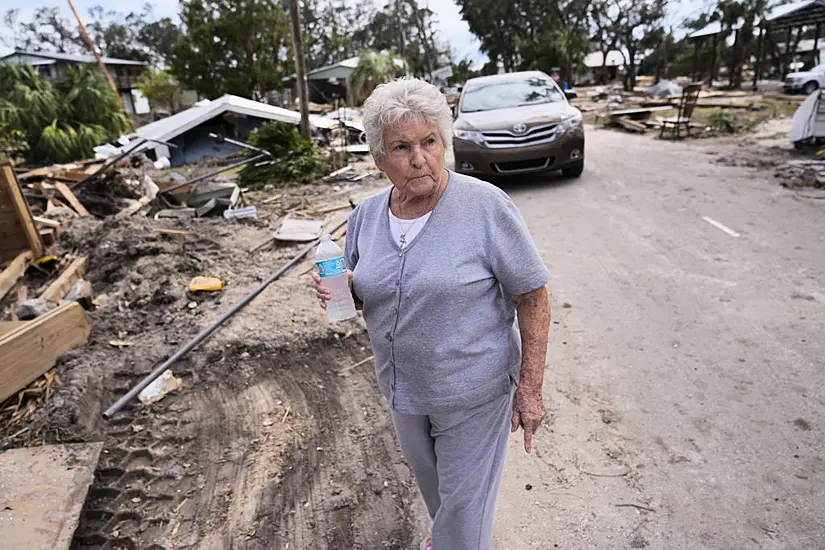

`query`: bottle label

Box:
[317,256,347,278]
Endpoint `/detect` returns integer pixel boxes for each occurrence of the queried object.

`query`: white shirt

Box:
[389,208,432,248]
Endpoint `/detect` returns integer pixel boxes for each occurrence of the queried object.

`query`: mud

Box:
[3,174,428,549]
[69,335,424,550]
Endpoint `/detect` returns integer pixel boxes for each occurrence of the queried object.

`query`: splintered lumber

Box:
[0,302,91,403]
[317,203,352,214]
[39,257,87,302]
[615,117,647,133]
[152,228,195,237]
[0,162,44,262]
[0,442,103,550]
[54,182,89,216]
[0,250,33,301]
[116,196,151,219]
[34,216,61,229]
[331,222,348,241]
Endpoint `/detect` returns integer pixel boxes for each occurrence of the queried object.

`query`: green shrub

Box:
[0,64,133,164]
[239,121,327,187]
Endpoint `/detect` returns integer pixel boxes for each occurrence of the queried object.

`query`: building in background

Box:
[0,50,148,114]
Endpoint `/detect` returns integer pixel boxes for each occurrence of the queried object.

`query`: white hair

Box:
[362,78,454,160]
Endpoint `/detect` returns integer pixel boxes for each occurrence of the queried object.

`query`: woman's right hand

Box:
[312,272,353,310]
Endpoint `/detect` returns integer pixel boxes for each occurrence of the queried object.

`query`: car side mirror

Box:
[564,89,578,101]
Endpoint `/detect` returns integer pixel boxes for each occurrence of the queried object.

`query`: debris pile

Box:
[646,80,683,99]
[776,159,825,189]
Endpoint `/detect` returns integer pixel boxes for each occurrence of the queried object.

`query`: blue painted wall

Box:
[168,115,272,166]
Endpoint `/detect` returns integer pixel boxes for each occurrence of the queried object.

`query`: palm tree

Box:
[0,64,133,164]
[347,49,408,104]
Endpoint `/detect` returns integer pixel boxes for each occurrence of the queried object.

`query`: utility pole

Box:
[288,0,312,140]
[66,0,124,110]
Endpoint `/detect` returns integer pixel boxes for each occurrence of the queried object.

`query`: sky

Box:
[0,0,708,63]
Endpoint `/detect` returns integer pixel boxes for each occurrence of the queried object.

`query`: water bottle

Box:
[316,234,357,322]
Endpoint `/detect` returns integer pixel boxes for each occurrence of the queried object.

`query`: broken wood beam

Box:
[54,182,90,216]
[615,117,648,133]
[39,257,87,302]
[33,216,61,229]
[0,163,44,263]
[152,228,195,237]
[317,203,352,214]
[115,196,151,219]
[331,222,348,241]
[0,250,33,301]
[0,302,91,403]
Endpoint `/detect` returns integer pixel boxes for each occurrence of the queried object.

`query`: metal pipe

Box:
[103,217,349,419]
[208,133,273,157]
[160,153,269,195]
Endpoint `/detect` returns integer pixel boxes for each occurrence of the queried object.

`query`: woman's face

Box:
[376,117,445,198]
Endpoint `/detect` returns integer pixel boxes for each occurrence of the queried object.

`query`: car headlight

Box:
[453,129,485,144]
[557,111,583,133]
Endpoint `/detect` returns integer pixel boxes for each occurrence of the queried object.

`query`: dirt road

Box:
[50,125,822,549]
[492,127,825,548]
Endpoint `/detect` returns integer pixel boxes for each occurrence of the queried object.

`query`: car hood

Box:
[456,102,574,131]
[787,71,815,80]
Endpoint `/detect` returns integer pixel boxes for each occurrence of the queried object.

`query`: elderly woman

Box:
[312,79,551,550]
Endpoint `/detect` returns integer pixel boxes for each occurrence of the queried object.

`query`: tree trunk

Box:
[288,0,311,138]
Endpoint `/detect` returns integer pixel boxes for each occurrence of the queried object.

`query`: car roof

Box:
[464,71,552,88]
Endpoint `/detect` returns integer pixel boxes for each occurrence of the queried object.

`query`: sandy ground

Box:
[492,123,825,549]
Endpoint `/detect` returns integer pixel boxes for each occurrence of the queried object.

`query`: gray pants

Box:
[391,388,513,550]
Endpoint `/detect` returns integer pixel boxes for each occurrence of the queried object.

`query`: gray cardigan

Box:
[345,170,550,414]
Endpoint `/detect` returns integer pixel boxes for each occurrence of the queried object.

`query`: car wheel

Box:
[804,81,819,95]
[562,161,584,178]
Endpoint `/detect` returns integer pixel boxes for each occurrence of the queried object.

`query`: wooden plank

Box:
[0,162,43,262]
[39,257,87,303]
[0,250,32,301]
[317,203,352,214]
[49,197,78,215]
[331,222,348,241]
[51,170,88,183]
[34,216,61,229]
[0,443,103,550]
[0,321,27,336]
[115,196,151,219]
[615,117,647,134]
[54,182,89,216]
[609,106,673,117]
[153,228,195,236]
[0,302,90,403]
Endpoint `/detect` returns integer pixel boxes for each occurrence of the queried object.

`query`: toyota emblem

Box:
[512,123,528,134]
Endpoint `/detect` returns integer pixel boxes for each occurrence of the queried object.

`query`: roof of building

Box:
[129,95,362,146]
[306,55,407,81]
[687,1,821,39]
[0,49,147,66]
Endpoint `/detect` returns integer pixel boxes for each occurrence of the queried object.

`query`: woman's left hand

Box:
[511,385,546,454]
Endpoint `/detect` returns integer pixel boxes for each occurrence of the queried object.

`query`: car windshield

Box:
[461,76,564,113]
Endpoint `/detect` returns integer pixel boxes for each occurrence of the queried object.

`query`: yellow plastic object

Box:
[35,255,59,266]
[188,276,224,292]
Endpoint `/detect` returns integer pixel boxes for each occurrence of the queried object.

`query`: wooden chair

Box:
[660,83,702,139]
